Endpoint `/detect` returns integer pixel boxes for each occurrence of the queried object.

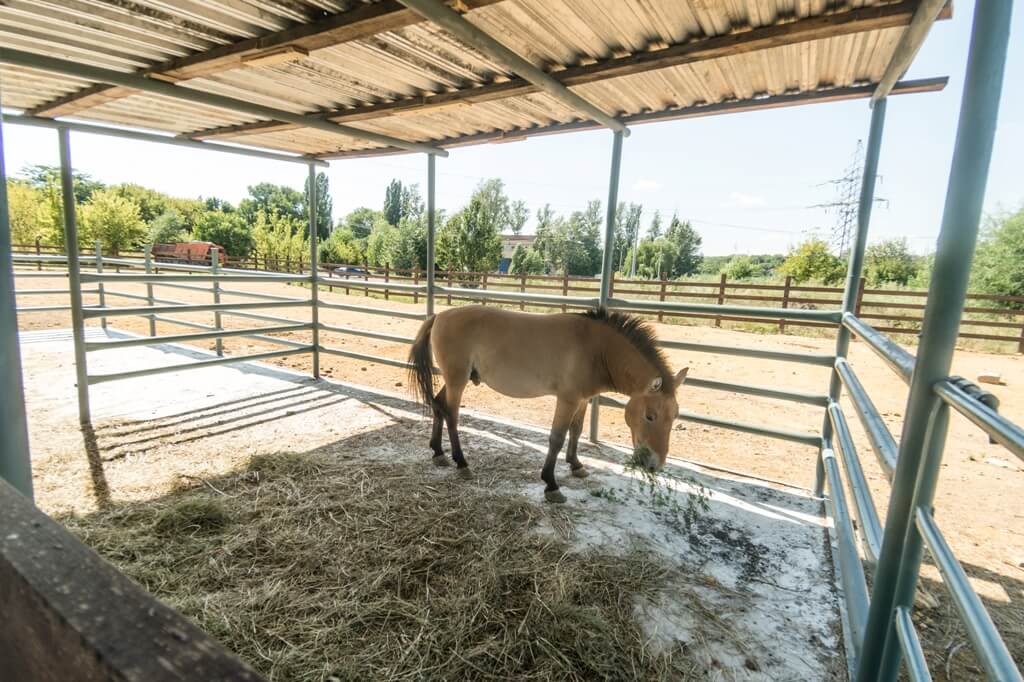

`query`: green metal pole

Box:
[426,154,436,317]
[816,98,887,496]
[0,109,34,499]
[308,163,320,379]
[58,127,91,424]
[589,130,624,443]
[856,1,1013,679]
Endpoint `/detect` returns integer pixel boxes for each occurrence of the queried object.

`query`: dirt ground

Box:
[15,270,1024,678]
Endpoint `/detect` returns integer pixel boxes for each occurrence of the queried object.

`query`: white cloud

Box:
[727,191,767,207]
[632,179,663,192]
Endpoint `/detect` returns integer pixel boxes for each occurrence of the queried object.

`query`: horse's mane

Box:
[577,308,673,392]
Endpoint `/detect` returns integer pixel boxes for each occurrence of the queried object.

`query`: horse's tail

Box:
[408,314,437,413]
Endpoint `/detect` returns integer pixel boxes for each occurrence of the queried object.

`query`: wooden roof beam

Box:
[873,0,950,102]
[26,0,503,118]
[184,0,951,142]
[317,78,949,160]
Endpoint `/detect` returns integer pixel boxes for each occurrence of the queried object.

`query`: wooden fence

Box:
[14,242,1024,352]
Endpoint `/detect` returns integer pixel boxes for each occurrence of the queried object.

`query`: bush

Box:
[320,228,365,265]
[193,210,254,257]
[865,238,917,285]
[147,209,187,244]
[722,255,756,280]
[510,245,544,275]
[6,181,53,245]
[971,208,1024,309]
[781,238,845,284]
[78,189,146,252]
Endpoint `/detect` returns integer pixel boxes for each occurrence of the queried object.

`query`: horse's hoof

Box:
[544,489,567,504]
[571,466,589,479]
[455,466,473,480]
[432,454,450,467]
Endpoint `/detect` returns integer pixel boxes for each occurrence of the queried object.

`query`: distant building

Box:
[498,234,536,273]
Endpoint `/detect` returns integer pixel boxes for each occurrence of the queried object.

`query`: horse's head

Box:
[624,367,688,470]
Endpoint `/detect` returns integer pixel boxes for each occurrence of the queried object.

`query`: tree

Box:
[110,183,170,223]
[615,202,643,273]
[509,200,528,235]
[193,210,254,257]
[563,200,603,276]
[510,245,544,275]
[147,209,187,244]
[865,238,917,285]
[647,210,663,239]
[781,238,845,284]
[664,215,703,277]
[204,196,235,213]
[22,164,104,204]
[722,255,757,280]
[6,181,53,245]
[367,222,399,267]
[383,180,404,226]
[972,208,1024,308]
[303,171,332,242]
[320,228,366,265]
[630,239,679,279]
[77,189,146,252]
[435,187,505,273]
[239,183,303,225]
[340,207,379,239]
[250,210,306,264]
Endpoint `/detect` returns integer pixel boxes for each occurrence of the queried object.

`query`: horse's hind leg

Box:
[442,379,470,475]
[429,386,448,466]
[542,399,579,503]
[565,402,589,478]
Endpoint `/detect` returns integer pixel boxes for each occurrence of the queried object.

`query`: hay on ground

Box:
[62,451,698,681]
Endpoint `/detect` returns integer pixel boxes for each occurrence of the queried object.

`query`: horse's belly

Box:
[478,364,553,399]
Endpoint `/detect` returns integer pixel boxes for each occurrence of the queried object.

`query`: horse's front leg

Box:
[565,402,589,478]
[542,399,580,503]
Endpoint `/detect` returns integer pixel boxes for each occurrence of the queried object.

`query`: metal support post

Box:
[211,246,222,356]
[0,110,34,499]
[589,130,624,443]
[144,244,156,336]
[94,241,107,331]
[58,127,91,424]
[426,153,436,317]
[856,1,1013,679]
[308,163,320,379]
[816,98,887,496]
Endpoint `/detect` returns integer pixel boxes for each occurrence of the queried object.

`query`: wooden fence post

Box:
[520,272,527,310]
[447,270,453,305]
[413,267,420,305]
[286,255,291,273]
[35,238,41,271]
[327,266,334,293]
[364,265,369,297]
[481,272,488,306]
[658,272,667,322]
[716,273,726,327]
[562,271,569,313]
[1018,321,1024,355]
[384,264,390,301]
[780,275,793,333]
[855,276,867,316]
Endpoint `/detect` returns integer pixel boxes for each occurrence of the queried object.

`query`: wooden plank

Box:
[319,77,948,159]
[27,0,504,117]
[0,479,264,681]
[186,0,950,142]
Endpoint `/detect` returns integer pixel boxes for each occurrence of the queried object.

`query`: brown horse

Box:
[409,306,688,503]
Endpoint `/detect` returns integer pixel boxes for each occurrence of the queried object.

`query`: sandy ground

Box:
[14,269,1024,678]
[20,329,844,680]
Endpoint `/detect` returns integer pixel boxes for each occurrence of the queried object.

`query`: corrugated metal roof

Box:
[0,0,947,158]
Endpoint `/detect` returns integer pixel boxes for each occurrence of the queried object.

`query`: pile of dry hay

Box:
[62,451,700,681]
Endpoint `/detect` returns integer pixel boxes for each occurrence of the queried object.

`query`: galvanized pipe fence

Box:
[3,1,1022,676]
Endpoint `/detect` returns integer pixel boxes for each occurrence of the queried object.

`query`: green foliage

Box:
[21,164,104,204]
[78,189,146,252]
[340,207,379,239]
[781,238,846,284]
[509,200,528,236]
[531,201,602,276]
[366,220,399,267]
[722,255,757,280]
[628,239,678,279]
[615,202,643,273]
[194,211,254,257]
[865,238,917,286]
[647,211,663,239]
[304,171,332,242]
[5,181,53,245]
[320,228,365,265]
[510,245,545,275]
[148,209,187,244]
[664,216,702,276]
[110,183,170,223]
[239,183,303,226]
[251,211,307,264]
[972,208,1024,309]
[204,196,235,213]
[382,180,424,227]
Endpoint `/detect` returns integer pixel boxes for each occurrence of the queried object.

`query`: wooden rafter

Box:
[26,0,503,118]
[317,78,949,160]
[183,0,952,142]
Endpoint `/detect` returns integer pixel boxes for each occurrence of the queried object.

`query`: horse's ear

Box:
[649,376,663,392]
[674,367,689,389]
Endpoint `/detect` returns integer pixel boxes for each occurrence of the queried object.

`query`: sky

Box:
[1,0,1021,257]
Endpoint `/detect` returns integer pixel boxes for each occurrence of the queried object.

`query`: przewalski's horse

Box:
[408,306,688,503]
